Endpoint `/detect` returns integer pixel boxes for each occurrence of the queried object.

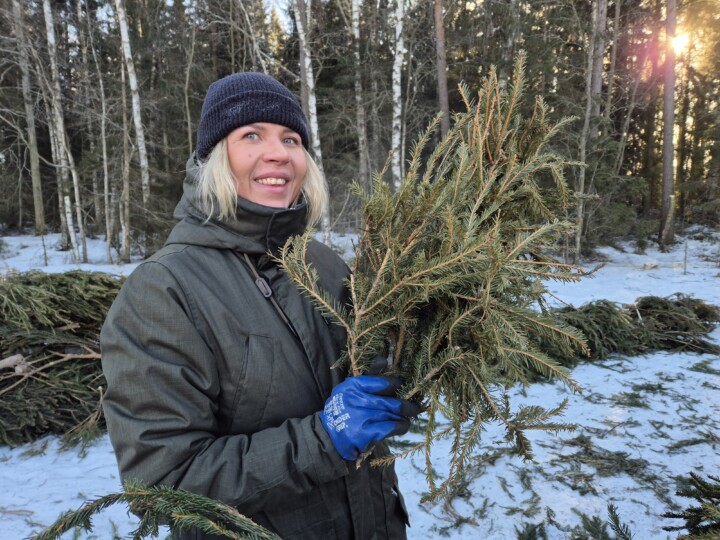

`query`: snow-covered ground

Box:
[0,230,718,539]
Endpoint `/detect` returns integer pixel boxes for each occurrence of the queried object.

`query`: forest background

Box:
[0,0,718,262]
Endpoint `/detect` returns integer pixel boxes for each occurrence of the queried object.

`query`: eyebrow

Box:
[243,123,299,136]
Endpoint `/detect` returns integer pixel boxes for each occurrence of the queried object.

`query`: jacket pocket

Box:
[225,333,275,434]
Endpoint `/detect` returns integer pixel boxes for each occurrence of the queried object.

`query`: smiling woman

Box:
[99,71,418,540]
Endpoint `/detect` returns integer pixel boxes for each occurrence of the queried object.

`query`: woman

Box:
[100,72,419,540]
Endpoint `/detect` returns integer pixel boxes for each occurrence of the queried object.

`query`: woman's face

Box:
[226,122,307,209]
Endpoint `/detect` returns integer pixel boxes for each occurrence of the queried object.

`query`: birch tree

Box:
[352,0,371,192]
[11,0,45,236]
[293,0,330,239]
[115,0,151,210]
[41,0,85,262]
[120,61,132,264]
[390,0,406,190]
[434,0,450,137]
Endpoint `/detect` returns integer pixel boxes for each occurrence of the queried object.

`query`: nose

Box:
[262,136,290,162]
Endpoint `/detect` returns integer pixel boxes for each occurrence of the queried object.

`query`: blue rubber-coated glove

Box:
[320,375,421,461]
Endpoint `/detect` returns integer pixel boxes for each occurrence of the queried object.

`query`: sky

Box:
[0,229,718,539]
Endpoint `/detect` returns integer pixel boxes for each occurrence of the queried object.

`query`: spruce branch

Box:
[30,480,280,540]
[278,52,592,499]
[663,472,720,539]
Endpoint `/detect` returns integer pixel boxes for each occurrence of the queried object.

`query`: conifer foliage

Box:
[31,480,280,540]
[279,54,590,499]
[0,270,123,446]
[663,472,720,539]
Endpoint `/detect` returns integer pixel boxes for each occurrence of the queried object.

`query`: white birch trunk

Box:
[390,0,406,191]
[42,0,83,261]
[120,62,132,263]
[293,0,330,241]
[434,0,450,137]
[115,0,151,208]
[352,0,370,194]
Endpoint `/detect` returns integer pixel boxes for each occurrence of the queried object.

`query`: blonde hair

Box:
[195,138,328,227]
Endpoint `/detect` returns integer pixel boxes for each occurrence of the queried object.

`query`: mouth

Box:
[255,177,288,186]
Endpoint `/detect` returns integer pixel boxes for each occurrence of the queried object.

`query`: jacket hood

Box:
[166,155,309,256]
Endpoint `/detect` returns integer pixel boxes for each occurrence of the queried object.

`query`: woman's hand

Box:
[319,375,421,461]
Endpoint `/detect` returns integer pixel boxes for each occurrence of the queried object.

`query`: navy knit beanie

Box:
[195,72,309,161]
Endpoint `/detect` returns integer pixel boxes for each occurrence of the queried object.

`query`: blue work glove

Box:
[320,375,421,461]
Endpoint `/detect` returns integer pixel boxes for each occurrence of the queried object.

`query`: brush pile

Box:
[0,270,124,447]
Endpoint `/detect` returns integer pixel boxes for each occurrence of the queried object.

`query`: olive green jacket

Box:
[100,159,408,539]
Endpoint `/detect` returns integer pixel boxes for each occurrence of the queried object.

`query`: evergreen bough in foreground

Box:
[279,54,591,500]
[30,480,279,540]
[663,472,720,539]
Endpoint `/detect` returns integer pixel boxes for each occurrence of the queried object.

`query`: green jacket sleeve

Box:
[100,260,349,513]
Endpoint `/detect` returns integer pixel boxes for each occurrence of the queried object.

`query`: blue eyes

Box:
[241,132,299,145]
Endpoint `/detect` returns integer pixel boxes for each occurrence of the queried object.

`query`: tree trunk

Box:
[184,24,196,155]
[236,0,267,72]
[390,0,406,190]
[675,59,691,224]
[42,0,84,261]
[574,0,601,263]
[293,0,330,240]
[115,0,151,210]
[613,50,647,180]
[120,62,132,264]
[660,0,677,248]
[499,0,520,87]
[84,0,113,263]
[11,0,45,236]
[352,0,370,198]
[602,0,620,135]
[643,13,661,219]
[590,0,608,121]
[434,0,450,137]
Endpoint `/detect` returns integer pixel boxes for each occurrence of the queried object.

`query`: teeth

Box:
[256,177,287,185]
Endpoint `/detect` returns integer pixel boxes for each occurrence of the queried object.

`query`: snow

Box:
[0,230,718,539]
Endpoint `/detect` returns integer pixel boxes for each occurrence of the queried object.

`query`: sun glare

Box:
[672,33,690,55]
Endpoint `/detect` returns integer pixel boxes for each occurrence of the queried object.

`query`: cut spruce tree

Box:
[278,53,591,500]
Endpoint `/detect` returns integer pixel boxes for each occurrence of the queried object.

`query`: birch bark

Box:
[115,0,151,209]
[42,0,85,261]
[434,0,450,137]
[352,0,370,194]
[293,0,330,240]
[390,0,406,190]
